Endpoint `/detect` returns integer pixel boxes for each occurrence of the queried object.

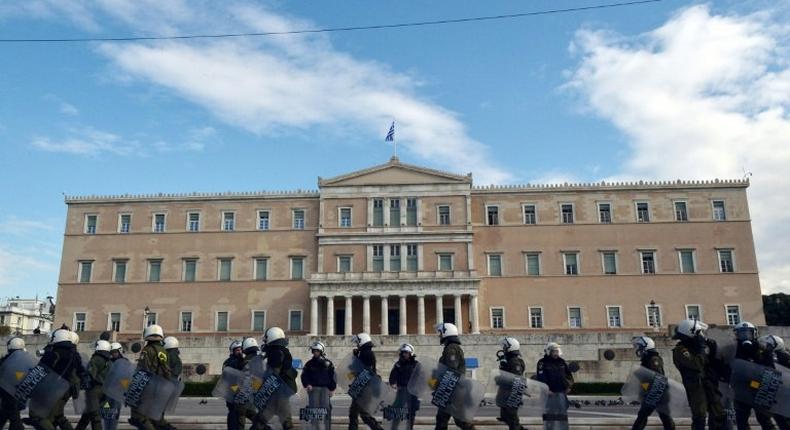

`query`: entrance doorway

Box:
[388,309,400,335]
[335,309,345,335]
[443,308,456,325]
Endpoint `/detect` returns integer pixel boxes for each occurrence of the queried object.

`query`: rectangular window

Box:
[252,311,266,331]
[293,209,305,229]
[373,199,384,226]
[523,204,537,225]
[255,258,268,280]
[289,310,303,331]
[188,212,200,232]
[153,213,166,233]
[486,205,500,225]
[526,253,541,276]
[488,254,502,276]
[686,305,701,321]
[184,259,197,282]
[390,245,401,272]
[674,201,688,222]
[148,259,162,282]
[602,252,617,275]
[119,214,131,233]
[719,250,735,273]
[406,198,417,226]
[114,260,127,283]
[74,313,86,332]
[338,255,352,273]
[713,200,727,221]
[561,204,574,224]
[180,312,193,332]
[257,211,270,230]
[223,212,235,231]
[216,312,229,332]
[679,250,696,273]
[726,305,741,326]
[145,312,157,327]
[598,203,612,224]
[218,258,232,281]
[291,257,304,280]
[646,304,662,327]
[490,307,505,329]
[109,312,121,332]
[641,251,656,274]
[563,252,579,275]
[339,207,352,227]
[79,261,93,283]
[85,215,97,234]
[438,205,451,225]
[529,307,543,329]
[439,253,453,271]
[406,244,418,272]
[607,306,622,328]
[390,199,401,226]
[636,202,650,223]
[372,245,384,272]
[568,307,582,328]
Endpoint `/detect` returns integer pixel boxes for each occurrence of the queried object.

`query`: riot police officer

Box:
[75,340,112,430]
[129,324,171,430]
[301,341,336,427]
[102,343,127,430]
[630,336,675,430]
[496,337,527,430]
[163,337,182,381]
[222,340,245,430]
[0,338,26,430]
[733,322,776,430]
[388,343,419,429]
[536,342,573,430]
[349,333,383,430]
[757,335,790,430]
[672,319,725,430]
[254,327,297,430]
[435,322,474,430]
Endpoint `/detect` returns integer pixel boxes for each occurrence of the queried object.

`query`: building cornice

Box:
[65,190,320,204]
[472,178,749,194]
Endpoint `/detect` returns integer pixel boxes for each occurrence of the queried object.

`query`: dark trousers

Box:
[734,401,776,430]
[499,406,522,430]
[683,381,726,430]
[775,415,790,430]
[349,400,382,430]
[631,404,675,430]
[435,410,474,430]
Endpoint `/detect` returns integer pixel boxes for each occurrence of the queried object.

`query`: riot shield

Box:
[99,398,121,421]
[0,350,37,396]
[730,359,790,417]
[165,380,184,414]
[488,369,549,411]
[124,370,181,420]
[103,359,136,403]
[719,381,736,430]
[406,360,484,423]
[543,393,569,430]
[383,387,416,430]
[15,365,70,418]
[299,386,332,430]
[247,358,297,427]
[72,394,86,415]
[621,365,689,417]
[337,354,394,415]
[212,367,248,403]
[707,330,737,364]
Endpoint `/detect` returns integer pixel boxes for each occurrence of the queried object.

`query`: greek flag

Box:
[385,122,395,142]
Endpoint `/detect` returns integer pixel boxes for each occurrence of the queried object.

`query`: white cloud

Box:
[568,5,790,293]
[0,216,56,236]
[59,102,79,116]
[31,126,135,156]
[0,245,56,289]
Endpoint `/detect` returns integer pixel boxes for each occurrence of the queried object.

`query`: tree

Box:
[763,293,790,326]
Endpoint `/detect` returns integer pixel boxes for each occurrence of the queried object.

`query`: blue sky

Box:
[1,0,788,299]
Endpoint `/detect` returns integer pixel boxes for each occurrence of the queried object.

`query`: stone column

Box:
[326,296,335,336]
[471,294,480,334]
[362,296,371,334]
[454,294,463,334]
[399,295,408,335]
[435,295,444,326]
[310,296,319,335]
[417,295,426,335]
[345,296,353,336]
[380,296,389,335]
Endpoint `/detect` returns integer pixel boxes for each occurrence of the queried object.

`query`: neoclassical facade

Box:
[54,158,765,336]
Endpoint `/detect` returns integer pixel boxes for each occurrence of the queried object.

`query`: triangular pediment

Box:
[319,157,472,187]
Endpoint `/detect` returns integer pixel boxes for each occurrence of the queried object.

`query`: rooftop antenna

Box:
[742,167,753,180]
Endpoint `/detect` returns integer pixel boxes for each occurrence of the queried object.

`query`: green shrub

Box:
[569,382,623,395]
[181,378,218,397]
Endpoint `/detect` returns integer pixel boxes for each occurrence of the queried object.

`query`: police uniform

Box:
[734,341,776,430]
[102,355,127,430]
[222,352,247,430]
[436,336,474,430]
[301,354,336,427]
[498,351,526,430]
[253,341,297,430]
[672,339,725,430]
[29,341,85,430]
[631,350,675,430]
[129,341,171,430]
[349,343,383,430]
[0,350,24,430]
[536,354,573,428]
[75,350,112,430]
[389,354,419,428]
